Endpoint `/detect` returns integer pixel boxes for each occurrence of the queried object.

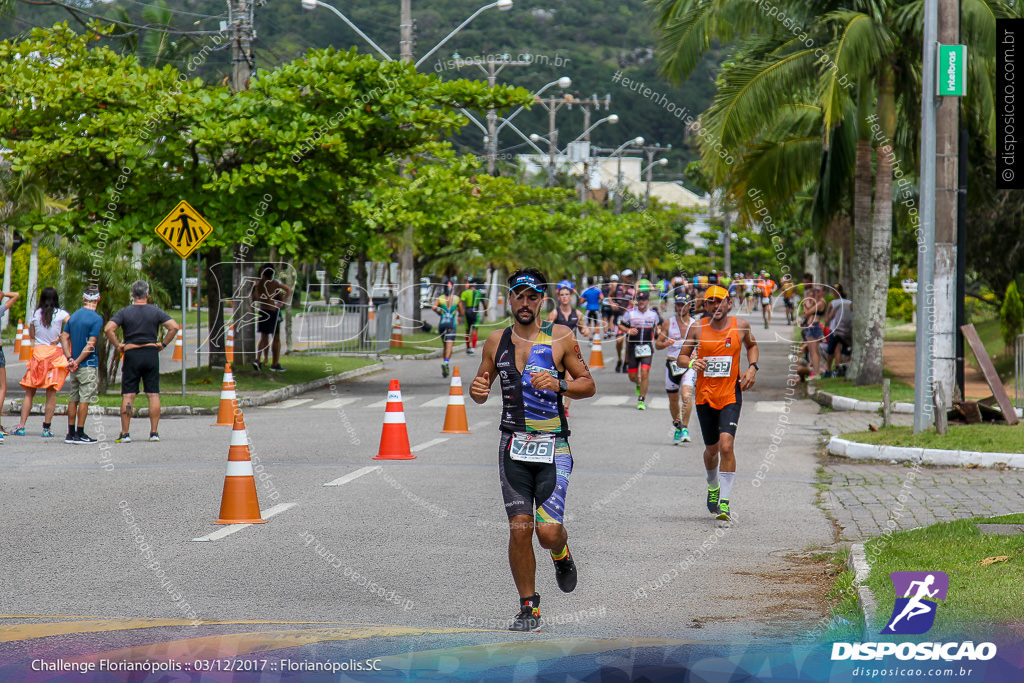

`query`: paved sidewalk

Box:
[815,408,1024,541]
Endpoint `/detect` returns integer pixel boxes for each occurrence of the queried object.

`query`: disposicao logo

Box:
[831,570,997,663]
[882,571,948,635]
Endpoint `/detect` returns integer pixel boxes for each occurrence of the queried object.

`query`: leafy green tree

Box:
[1000,281,1023,355]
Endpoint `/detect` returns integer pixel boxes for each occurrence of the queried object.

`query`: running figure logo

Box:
[881,571,949,635]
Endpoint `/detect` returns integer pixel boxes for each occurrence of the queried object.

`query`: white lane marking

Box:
[472,420,492,431]
[311,397,360,409]
[419,396,450,408]
[323,465,382,487]
[263,398,314,410]
[595,396,628,406]
[410,437,448,453]
[191,502,297,542]
[367,396,415,408]
[648,397,669,410]
[755,401,788,413]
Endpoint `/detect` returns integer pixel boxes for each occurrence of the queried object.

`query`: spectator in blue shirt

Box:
[61,286,104,444]
[579,277,604,333]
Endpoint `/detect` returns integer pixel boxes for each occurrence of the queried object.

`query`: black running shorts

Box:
[695,381,742,446]
[121,347,160,395]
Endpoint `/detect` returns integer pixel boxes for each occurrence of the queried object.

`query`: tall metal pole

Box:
[181,259,187,397]
[548,104,557,187]
[486,61,498,175]
[230,0,256,368]
[914,0,938,433]
[397,0,415,333]
[580,106,591,203]
[615,153,623,213]
[933,0,960,410]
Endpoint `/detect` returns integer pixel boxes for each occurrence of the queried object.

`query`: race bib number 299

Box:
[510,432,555,464]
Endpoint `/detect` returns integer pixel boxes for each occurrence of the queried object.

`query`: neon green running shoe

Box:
[716,499,731,521]
[637,399,646,411]
[706,486,721,514]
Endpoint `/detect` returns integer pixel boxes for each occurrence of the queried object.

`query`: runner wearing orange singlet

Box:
[678,285,759,523]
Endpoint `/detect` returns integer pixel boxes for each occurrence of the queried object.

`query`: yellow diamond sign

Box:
[154,200,213,258]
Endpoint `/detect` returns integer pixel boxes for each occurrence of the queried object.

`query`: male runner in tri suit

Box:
[461,278,488,356]
[656,295,697,444]
[546,286,592,418]
[432,281,462,378]
[678,285,759,523]
[611,270,635,373]
[758,271,776,329]
[617,290,661,410]
[470,268,595,633]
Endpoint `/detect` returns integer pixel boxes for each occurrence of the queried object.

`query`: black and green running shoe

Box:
[716,499,731,521]
[706,486,721,514]
[553,548,577,593]
[509,594,541,632]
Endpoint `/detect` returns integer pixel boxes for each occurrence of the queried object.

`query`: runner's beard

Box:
[515,308,536,325]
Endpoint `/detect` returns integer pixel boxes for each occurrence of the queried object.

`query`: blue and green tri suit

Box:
[495,322,573,524]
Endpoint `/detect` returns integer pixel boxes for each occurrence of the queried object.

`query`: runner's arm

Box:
[739,318,758,390]
[654,319,673,350]
[680,323,705,371]
[1,290,18,310]
[469,329,502,404]
[539,335,594,399]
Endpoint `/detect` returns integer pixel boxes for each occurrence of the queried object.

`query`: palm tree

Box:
[651,0,1011,384]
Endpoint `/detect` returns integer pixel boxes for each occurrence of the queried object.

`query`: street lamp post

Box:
[610,136,643,213]
[642,157,668,206]
[571,114,617,202]
[302,0,514,333]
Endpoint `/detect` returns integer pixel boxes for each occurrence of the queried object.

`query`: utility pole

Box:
[933,0,960,409]
[535,94,574,186]
[451,57,530,175]
[230,0,256,368]
[914,0,938,433]
[569,95,612,202]
[397,0,415,334]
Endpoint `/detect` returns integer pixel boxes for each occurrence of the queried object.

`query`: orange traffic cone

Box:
[390,314,403,348]
[368,301,376,323]
[19,325,32,361]
[373,379,414,460]
[589,335,605,369]
[225,324,235,363]
[213,363,237,426]
[13,319,22,355]
[172,333,183,362]
[214,408,265,524]
[441,366,471,434]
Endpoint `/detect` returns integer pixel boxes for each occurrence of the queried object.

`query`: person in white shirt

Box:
[14,287,72,438]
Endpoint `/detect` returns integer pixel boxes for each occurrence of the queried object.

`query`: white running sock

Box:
[720,471,735,501]
[706,466,719,489]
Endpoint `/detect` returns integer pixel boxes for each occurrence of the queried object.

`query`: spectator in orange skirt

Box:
[13,287,71,438]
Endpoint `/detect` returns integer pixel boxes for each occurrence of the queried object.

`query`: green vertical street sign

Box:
[937,44,966,97]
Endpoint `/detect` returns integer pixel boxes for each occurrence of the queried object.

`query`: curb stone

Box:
[847,543,880,639]
[827,436,1024,469]
[812,387,1022,417]
[6,362,384,418]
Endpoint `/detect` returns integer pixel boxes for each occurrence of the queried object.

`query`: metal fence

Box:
[1016,334,1024,409]
[291,301,393,354]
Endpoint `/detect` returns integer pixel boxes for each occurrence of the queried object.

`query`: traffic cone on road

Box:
[589,335,605,369]
[368,301,376,323]
[225,325,235,363]
[213,363,237,426]
[373,379,414,460]
[390,315,403,348]
[13,320,22,355]
[440,366,471,434]
[214,408,265,524]
[172,333,183,362]
[19,325,32,361]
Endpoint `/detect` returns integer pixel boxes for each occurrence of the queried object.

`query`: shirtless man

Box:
[252,264,293,372]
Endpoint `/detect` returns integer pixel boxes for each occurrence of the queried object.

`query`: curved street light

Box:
[300,0,393,61]
[415,0,513,68]
[611,136,644,213]
[495,76,572,135]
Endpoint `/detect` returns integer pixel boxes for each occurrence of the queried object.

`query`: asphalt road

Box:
[0,309,838,680]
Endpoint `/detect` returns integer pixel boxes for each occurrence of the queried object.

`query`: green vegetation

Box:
[817,377,915,403]
[865,515,1024,636]
[842,424,1024,454]
[820,547,865,642]
[1000,281,1023,353]
[157,355,377,394]
[886,288,915,324]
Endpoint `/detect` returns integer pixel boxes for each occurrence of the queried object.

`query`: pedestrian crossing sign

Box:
[154,200,213,258]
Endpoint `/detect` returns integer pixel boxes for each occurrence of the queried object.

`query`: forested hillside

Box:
[2,0,723,179]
